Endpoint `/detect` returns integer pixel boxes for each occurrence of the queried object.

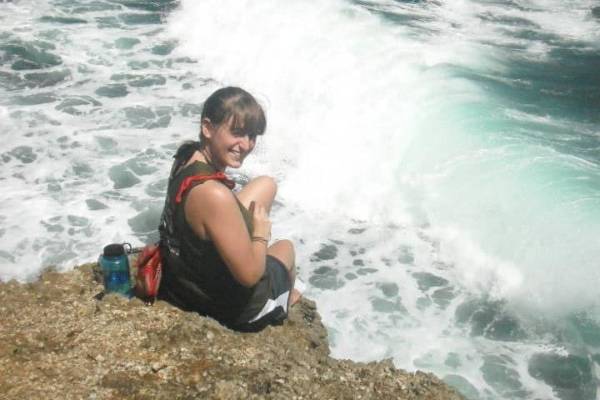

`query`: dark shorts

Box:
[235,255,291,332]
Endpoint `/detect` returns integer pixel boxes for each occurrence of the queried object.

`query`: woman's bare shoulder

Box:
[183,180,241,240]
[186,180,237,211]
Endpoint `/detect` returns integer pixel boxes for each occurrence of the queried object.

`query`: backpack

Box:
[134,243,163,303]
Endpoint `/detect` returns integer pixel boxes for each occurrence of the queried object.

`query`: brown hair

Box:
[200,87,266,144]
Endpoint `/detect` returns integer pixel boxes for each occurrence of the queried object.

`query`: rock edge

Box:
[0,263,463,399]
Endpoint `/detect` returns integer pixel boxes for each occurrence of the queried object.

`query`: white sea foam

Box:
[169,0,600,314]
[0,1,201,279]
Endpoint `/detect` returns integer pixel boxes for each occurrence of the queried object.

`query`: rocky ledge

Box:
[0,264,463,399]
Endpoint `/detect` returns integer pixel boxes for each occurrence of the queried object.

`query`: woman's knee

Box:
[238,175,278,211]
[252,175,277,198]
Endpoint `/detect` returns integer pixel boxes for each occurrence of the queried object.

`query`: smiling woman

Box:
[157,87,301,332]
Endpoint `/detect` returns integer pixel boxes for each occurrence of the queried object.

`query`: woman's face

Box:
[203,117,256,170]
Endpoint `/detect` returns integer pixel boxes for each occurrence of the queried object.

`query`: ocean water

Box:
[1,0,599,398]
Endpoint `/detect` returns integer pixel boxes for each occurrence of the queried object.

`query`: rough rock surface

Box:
[0,263,463,399]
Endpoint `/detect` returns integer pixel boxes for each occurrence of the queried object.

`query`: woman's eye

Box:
[233,129,256,140]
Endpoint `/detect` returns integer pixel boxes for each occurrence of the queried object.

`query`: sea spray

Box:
[168,0,600,316]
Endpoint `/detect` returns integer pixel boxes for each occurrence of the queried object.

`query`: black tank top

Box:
[157,143,271,327]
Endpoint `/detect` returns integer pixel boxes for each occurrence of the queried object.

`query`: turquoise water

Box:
[1,0,599,398]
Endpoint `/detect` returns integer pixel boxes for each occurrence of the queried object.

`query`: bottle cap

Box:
[103,243,125,257]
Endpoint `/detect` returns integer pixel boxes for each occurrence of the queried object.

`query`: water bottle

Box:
[99,243,132,297]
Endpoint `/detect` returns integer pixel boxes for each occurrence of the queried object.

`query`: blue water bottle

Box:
[99,243,132,297]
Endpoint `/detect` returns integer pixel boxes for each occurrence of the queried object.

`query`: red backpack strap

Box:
[175,172,235,203]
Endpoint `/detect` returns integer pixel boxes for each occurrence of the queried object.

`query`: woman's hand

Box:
[249,201,271,241]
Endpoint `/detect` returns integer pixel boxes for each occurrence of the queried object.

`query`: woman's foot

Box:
[289,288,302,306]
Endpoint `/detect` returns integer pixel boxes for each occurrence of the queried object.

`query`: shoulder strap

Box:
[175,172,235,203]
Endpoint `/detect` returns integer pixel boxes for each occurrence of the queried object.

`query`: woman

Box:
[157,87,300,332]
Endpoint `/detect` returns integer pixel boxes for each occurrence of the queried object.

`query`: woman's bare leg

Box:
[236,176,277,213]
[268,240,301,307]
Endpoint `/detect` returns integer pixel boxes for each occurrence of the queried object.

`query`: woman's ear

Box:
[200,118,213,140]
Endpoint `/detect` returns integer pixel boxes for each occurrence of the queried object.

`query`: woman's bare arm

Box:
[184,181,270,287]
